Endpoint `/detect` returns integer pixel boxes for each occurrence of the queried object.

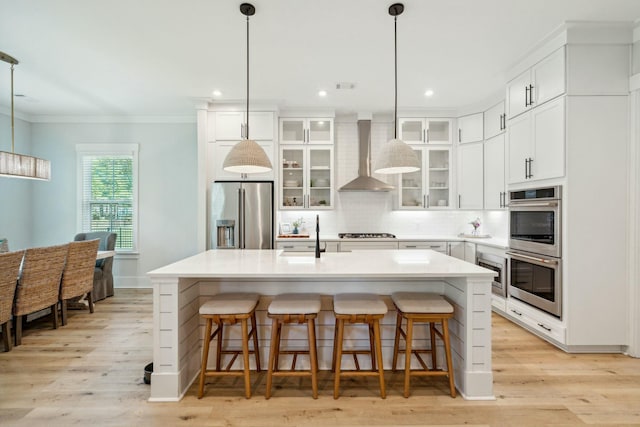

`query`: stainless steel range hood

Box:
[339,120,394,192]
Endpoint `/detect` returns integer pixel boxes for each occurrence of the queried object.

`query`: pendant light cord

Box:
[394,15,398,139]
[10,64,15,153]
[246,14,250,140]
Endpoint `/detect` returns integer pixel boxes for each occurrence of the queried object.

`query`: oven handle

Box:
[509,201,558,208]
[507,251,559,265]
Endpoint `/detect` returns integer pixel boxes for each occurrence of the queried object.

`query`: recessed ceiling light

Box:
[318,90,327,97]
[212,89,222,97]
[424,89,434,97]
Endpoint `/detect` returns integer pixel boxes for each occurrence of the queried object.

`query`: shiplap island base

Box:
[147,249,496,401]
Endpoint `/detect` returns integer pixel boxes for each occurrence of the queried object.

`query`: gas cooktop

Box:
[338,233,396,239]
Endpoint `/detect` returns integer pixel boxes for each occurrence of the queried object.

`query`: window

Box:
[76,144,139,252]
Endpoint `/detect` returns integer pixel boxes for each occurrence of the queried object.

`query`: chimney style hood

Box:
[339,120,395,192]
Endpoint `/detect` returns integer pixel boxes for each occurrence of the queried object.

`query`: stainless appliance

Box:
[509,186,561,258]
[507,250,562,318]
[508,185,562,318]
[338,120,395,192]
[208,181,273,249]
[477,252,507,298]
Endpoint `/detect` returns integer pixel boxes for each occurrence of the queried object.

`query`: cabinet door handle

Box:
[425,128,429,142]
[524,158,529,179]
[499,191,503,208]
[527,157,534,179]
[458,128,462,142]
[525,86,530,107]
[405,245,417,248]
[537,323,552,332]
[458,194,461,208]
[510,309,523,317]
[426,194,429,208]
[528,84,535,105]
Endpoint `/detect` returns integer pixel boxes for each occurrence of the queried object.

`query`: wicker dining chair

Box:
[0,250,24,352]
[59,239,100,326]
[13,244,68,346]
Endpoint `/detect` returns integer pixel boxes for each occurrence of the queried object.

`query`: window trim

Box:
[76,143,139,253]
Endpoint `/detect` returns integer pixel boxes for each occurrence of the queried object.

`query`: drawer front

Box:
[398,241,447,252]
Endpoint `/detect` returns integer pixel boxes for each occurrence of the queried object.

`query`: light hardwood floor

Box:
[1,289,639,426]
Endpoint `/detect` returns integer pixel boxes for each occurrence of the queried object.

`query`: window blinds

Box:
[80,155,134,250]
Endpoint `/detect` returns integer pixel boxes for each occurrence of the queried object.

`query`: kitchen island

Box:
[147,249,496,401]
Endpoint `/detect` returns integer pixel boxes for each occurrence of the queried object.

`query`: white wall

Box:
[0,113,35,250]
[20,120,198,287]
[278,115,508,238]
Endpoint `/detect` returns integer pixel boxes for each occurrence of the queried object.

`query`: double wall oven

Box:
[507,186,562,318]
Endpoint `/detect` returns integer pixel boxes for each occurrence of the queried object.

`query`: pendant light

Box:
[222,3,273,174]
[0,51,51,181]
[373,3,420,175]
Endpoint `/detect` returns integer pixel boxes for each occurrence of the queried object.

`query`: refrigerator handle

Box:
[238,187,245,248]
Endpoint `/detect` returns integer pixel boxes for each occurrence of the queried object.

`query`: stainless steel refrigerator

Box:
[208,181,274,249]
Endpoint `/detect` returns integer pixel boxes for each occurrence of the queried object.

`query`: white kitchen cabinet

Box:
[277,241,338,252]
[280,145,334,209]
[483,133,507,209]
[457,113,484,144]
[505,298,566,345]
[447,241,464,259]
[397,147,451,209]
[279,118,334,145]
[507,96,564,184]
[507,47,565,119]
[214,140,275,181]
[484,101,506,139]
[214,111,274,141]
[339,241,399,251]
[446,241,475,262]
[464,242,476,263]
[398,118,453,144]
[457,143,484,209]
[398,241,447,253]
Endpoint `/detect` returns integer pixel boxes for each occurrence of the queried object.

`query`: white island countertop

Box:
[148,249,497,280]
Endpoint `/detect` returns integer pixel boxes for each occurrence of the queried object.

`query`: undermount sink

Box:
[279,251,315,257]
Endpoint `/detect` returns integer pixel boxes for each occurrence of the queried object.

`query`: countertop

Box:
[276,234,509,250]
[148,249,497,279]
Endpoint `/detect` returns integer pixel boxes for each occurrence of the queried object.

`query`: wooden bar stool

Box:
[391,292,456,398]
[197,292,261,399]
[332,293,387,399]
[265,293,321,399]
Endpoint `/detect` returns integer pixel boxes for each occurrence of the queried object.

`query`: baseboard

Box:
[114,275,152,289]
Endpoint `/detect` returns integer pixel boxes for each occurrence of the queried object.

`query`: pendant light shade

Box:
[373,3,420,175]
[222,3,272,174]
[0,51,51,181]
[223,138,272,173]
[373,138,421,174]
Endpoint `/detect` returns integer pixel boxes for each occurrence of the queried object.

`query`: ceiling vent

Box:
[335,82,356,90]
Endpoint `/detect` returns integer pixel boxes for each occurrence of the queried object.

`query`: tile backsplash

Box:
[277,115,508,239]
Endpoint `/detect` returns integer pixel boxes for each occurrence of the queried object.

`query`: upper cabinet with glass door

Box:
[280,145,334,210]
[279,118,334,145]
[397,146,452,210]
[398,118,452,145]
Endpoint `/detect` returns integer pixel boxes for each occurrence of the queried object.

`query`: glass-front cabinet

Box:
[279,118,334,145]
[398,147,451,209]
[398,118,452,144]
[280,146,333,209]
